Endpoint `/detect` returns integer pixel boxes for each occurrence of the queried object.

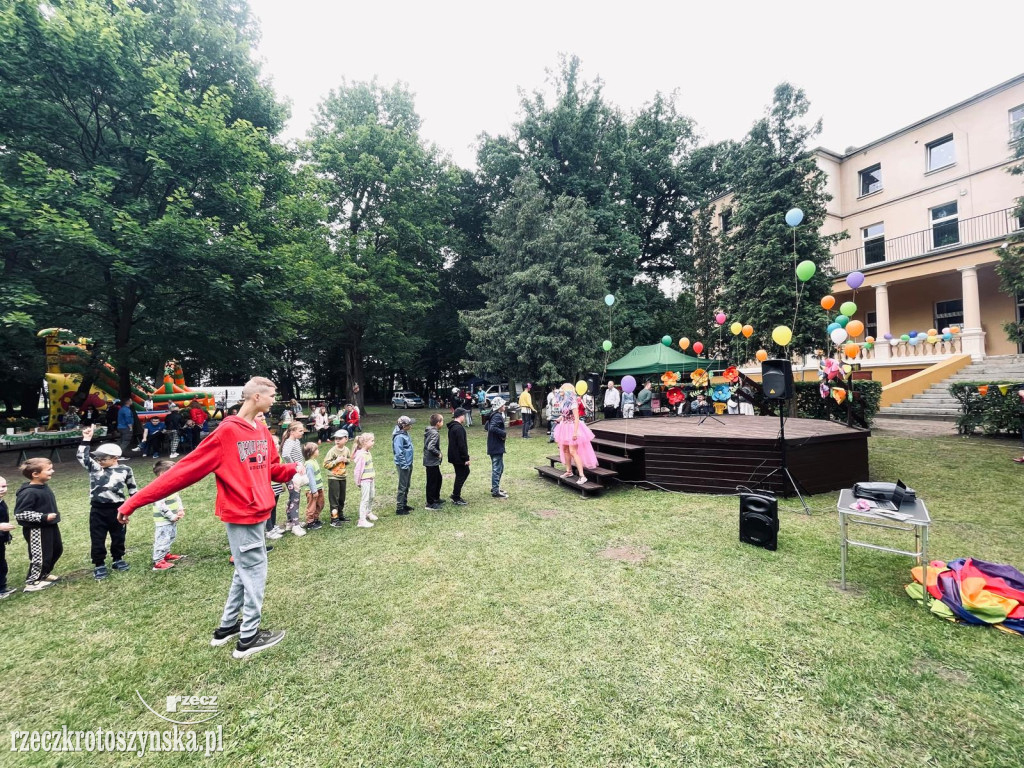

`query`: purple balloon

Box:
[883,333,893,340]
[846,271,865,290]
[621,375,637,394]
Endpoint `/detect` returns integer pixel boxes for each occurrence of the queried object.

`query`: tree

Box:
[0,0,295,398]
[996,118,1024,343]
[462,173,605,384]
[719,84,845,355]
[686,203,724,356]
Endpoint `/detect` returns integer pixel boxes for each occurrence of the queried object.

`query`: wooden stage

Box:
[589,415,870,496]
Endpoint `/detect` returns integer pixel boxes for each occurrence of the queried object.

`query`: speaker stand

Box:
[761,408,810,514]
[696,407,725,426]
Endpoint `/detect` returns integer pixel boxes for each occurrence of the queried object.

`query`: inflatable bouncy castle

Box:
[38,328,215,429]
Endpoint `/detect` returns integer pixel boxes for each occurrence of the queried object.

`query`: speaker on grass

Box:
[761,359,794,400]
[740,492,779,551]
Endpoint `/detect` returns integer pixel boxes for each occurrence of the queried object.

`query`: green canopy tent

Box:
[604,343,726,378]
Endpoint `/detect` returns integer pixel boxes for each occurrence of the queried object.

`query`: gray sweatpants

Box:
[396,466,412,511]
[153,522,177,563]
[220,522,268,638]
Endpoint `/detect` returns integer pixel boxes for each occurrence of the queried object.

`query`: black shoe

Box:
[111,559,130,572]
[307,521,323,530]
[210,620,242,647]
[232,628,286,659]
[265,544,274,552]
[396,509,410,516]
[329,519,344,528]
[337,515,349,522]
[451,498,468,507]
[404,505,415,512]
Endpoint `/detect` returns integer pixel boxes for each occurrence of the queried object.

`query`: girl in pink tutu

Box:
[554,383,598,485]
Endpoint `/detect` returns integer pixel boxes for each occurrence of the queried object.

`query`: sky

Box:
[245,0,1023,169]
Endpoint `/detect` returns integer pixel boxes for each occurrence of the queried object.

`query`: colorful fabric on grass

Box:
[906,558,1024,635]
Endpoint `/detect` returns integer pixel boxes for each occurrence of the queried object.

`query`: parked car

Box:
[391,391,425,409]
[484,384,510,404]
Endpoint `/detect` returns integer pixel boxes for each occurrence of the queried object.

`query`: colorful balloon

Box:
[865,335,875,343]
[715,312,727,325]
[836,315,850,328]
[693,341,704,355]
[843,342,860,359]
[864,342,874,350]
[941,327,950,334]
[830,327,848,345]
[846,271,865,290]
[942,332,952,341]
[602,340,613,352]
[846,319,865,338]
[575,380,588,396]
[820,295,836,311]
[730,321,742,336]
[883,333,893,340]
[742,324,754,338]
[889,338,900,346]
[927,328,937,337]
[839,301,857,317]
[604,294,615,306]
[772,326,793,346]
[621,375,637,394]
[661,335,672,346]
[785,208,804,227]
[755,349,769,362]
[926,335,939,344]
[679,337,690,350]
[951,325,961,334]
[796,260,816,282]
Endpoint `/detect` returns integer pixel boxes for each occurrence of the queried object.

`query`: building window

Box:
[866,311,877,340]
[863,223,885,264]
[1011,105,1024,142]
[935,299,963,330]
[720,209,731,233]
[858,164,882,196]
[926,135,955,172]
[930,201,959,248]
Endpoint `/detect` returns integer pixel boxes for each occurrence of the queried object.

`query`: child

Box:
[323,430,351,526]
[302,442,325,530]
[78,424,137,579]
[352,433,378,529]
[280,422,307,537]
[265,432,286,540]
[13,458,62,591]
[0,475,16,599]
[392,415,415,515]
[151,459,185,570]
[423,414,444,510]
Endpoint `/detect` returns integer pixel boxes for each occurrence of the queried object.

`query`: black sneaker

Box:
[210,620,243,647]
[265,544,274,552]
[232,628,286,659]
[307,521,323,531]
[451,498,468,507]
[329,519,344,528]
[0,587,16,599]
[404,505,415,512]
[396,509,410,516]
[94,565,109,580]
[112,560,130,572]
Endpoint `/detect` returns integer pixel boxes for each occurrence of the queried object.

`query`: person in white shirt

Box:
[602,381,620,419]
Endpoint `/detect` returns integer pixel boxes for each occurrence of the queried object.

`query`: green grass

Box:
[1,412,1022,767]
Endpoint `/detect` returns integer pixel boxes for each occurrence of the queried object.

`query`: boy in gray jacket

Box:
[423,413,444,510]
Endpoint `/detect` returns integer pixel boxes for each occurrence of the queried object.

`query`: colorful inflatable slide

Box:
[38,328,214,429]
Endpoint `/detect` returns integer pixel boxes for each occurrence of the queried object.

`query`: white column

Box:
[874,283,890,361]
[958,266,986,360]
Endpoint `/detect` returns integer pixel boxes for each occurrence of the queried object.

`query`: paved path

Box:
[869,417,961,438]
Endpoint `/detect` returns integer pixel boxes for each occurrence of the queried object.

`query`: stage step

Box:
[534,465,607,497]
[546,452,632,469]
[545,456,619,481]
[591,437,644,453]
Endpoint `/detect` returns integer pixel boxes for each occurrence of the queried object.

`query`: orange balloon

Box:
[742,324,754,338]
[865,335,875,343]
[843,343,860,359]
[820,295,835,311]
[927,328,938,337]
[951,325,961,334]
[755,349,769,362]
[846,319,865,337]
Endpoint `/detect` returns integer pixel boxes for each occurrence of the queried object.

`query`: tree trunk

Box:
[343,330,366,412]
[71,342,105,408]
[18,383,41,418]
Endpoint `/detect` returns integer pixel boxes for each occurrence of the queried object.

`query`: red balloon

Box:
[693,341,704,355]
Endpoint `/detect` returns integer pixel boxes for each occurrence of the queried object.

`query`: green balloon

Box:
[836,314,850,327]
[795,260,816,282]
[840,301,858,317]
[602,340,612,352]
[661,335,672,347]
[864,342,874,350]
[900,334,910,342]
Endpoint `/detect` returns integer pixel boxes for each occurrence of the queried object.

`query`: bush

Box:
[949,382,1024,436]
[759,380,881,427]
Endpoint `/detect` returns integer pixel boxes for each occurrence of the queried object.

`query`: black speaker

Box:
[740,492,779,551]
[762,359,794,400]
[585,372,601,395]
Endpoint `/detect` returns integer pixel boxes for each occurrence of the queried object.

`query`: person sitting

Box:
[345,403,361,436]
[141,416,166,458]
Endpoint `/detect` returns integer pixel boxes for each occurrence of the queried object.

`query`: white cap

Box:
[333,430,350,439]
[491,397,507,409]
[93,443,122,458]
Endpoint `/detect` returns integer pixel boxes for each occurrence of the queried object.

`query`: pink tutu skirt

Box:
[554,420,598,469]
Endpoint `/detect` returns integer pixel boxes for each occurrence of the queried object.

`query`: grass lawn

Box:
[1,411,1022,767]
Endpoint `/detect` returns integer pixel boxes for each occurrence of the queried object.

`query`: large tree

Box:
[996,115,1024,343]
[719,83,844,355]
[462,173,605,384]
[0,0,297,398]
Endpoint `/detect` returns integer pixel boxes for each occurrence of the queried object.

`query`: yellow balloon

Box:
[679,337,690,350]
[575,380,588,396]
[771,325,793,346]
[730,321,742,336]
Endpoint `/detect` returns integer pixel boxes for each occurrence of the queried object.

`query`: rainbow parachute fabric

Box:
[906,558,1024,636]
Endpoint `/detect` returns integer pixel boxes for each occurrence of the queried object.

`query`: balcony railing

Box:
[830,207,1021,275]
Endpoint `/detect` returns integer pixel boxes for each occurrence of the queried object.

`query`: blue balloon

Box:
[826,322,841,334]
[908,330,918,338]
[785,208,804,227]
[909,336,920,346]
[604,294,615,307]
[942,332,953,341]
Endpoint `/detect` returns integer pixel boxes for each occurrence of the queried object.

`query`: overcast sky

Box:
[246,0,1023,169]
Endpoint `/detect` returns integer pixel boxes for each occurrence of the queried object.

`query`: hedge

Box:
[758,380,881,427]
[949,382,1024,436]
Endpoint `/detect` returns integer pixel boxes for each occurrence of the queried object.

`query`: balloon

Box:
[927,329,937,337]
[826,322,840,334]
[716,312,727,325]
[846,271,865,290]
[602,339,613,352]
[661,335,672,346]
[820,295,835,311]
[730,321,742,335]
[900,334,910,342]
[772,325,793,346]
[926,335,938,344]
[865,336,875,343]
[693,341,704,355]
[836,315,850,328]
[830,328,848,345]
[883,333,893,340]
[908,330,917,338]
[796,260,816,281]
[864,342,874,350]
[909,336,920,346]
[950,325,961,334]
[843,343,860,359]
[846,320,865,338]
[604,294,615,306]
[755,349,769,362]
[575,380,588,396]
[941,327,950,334]
[621,376,637,394]
[889,338,900,346]
[839,301,857,317]
[742,324,754,338]
[679,337,690,350]
[942,332,952,341]
[785,208,804,227]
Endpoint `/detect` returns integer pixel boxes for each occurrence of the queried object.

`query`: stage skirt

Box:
[555,419,598,468]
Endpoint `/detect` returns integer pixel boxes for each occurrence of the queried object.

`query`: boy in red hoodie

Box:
[117,377,306,659]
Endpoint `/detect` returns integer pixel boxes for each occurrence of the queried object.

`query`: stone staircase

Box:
[880,354,1024,421]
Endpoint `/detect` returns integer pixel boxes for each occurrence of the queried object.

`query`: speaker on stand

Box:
[760,359,809,514]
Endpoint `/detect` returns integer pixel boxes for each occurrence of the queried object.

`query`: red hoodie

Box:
[118,416,299,524]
